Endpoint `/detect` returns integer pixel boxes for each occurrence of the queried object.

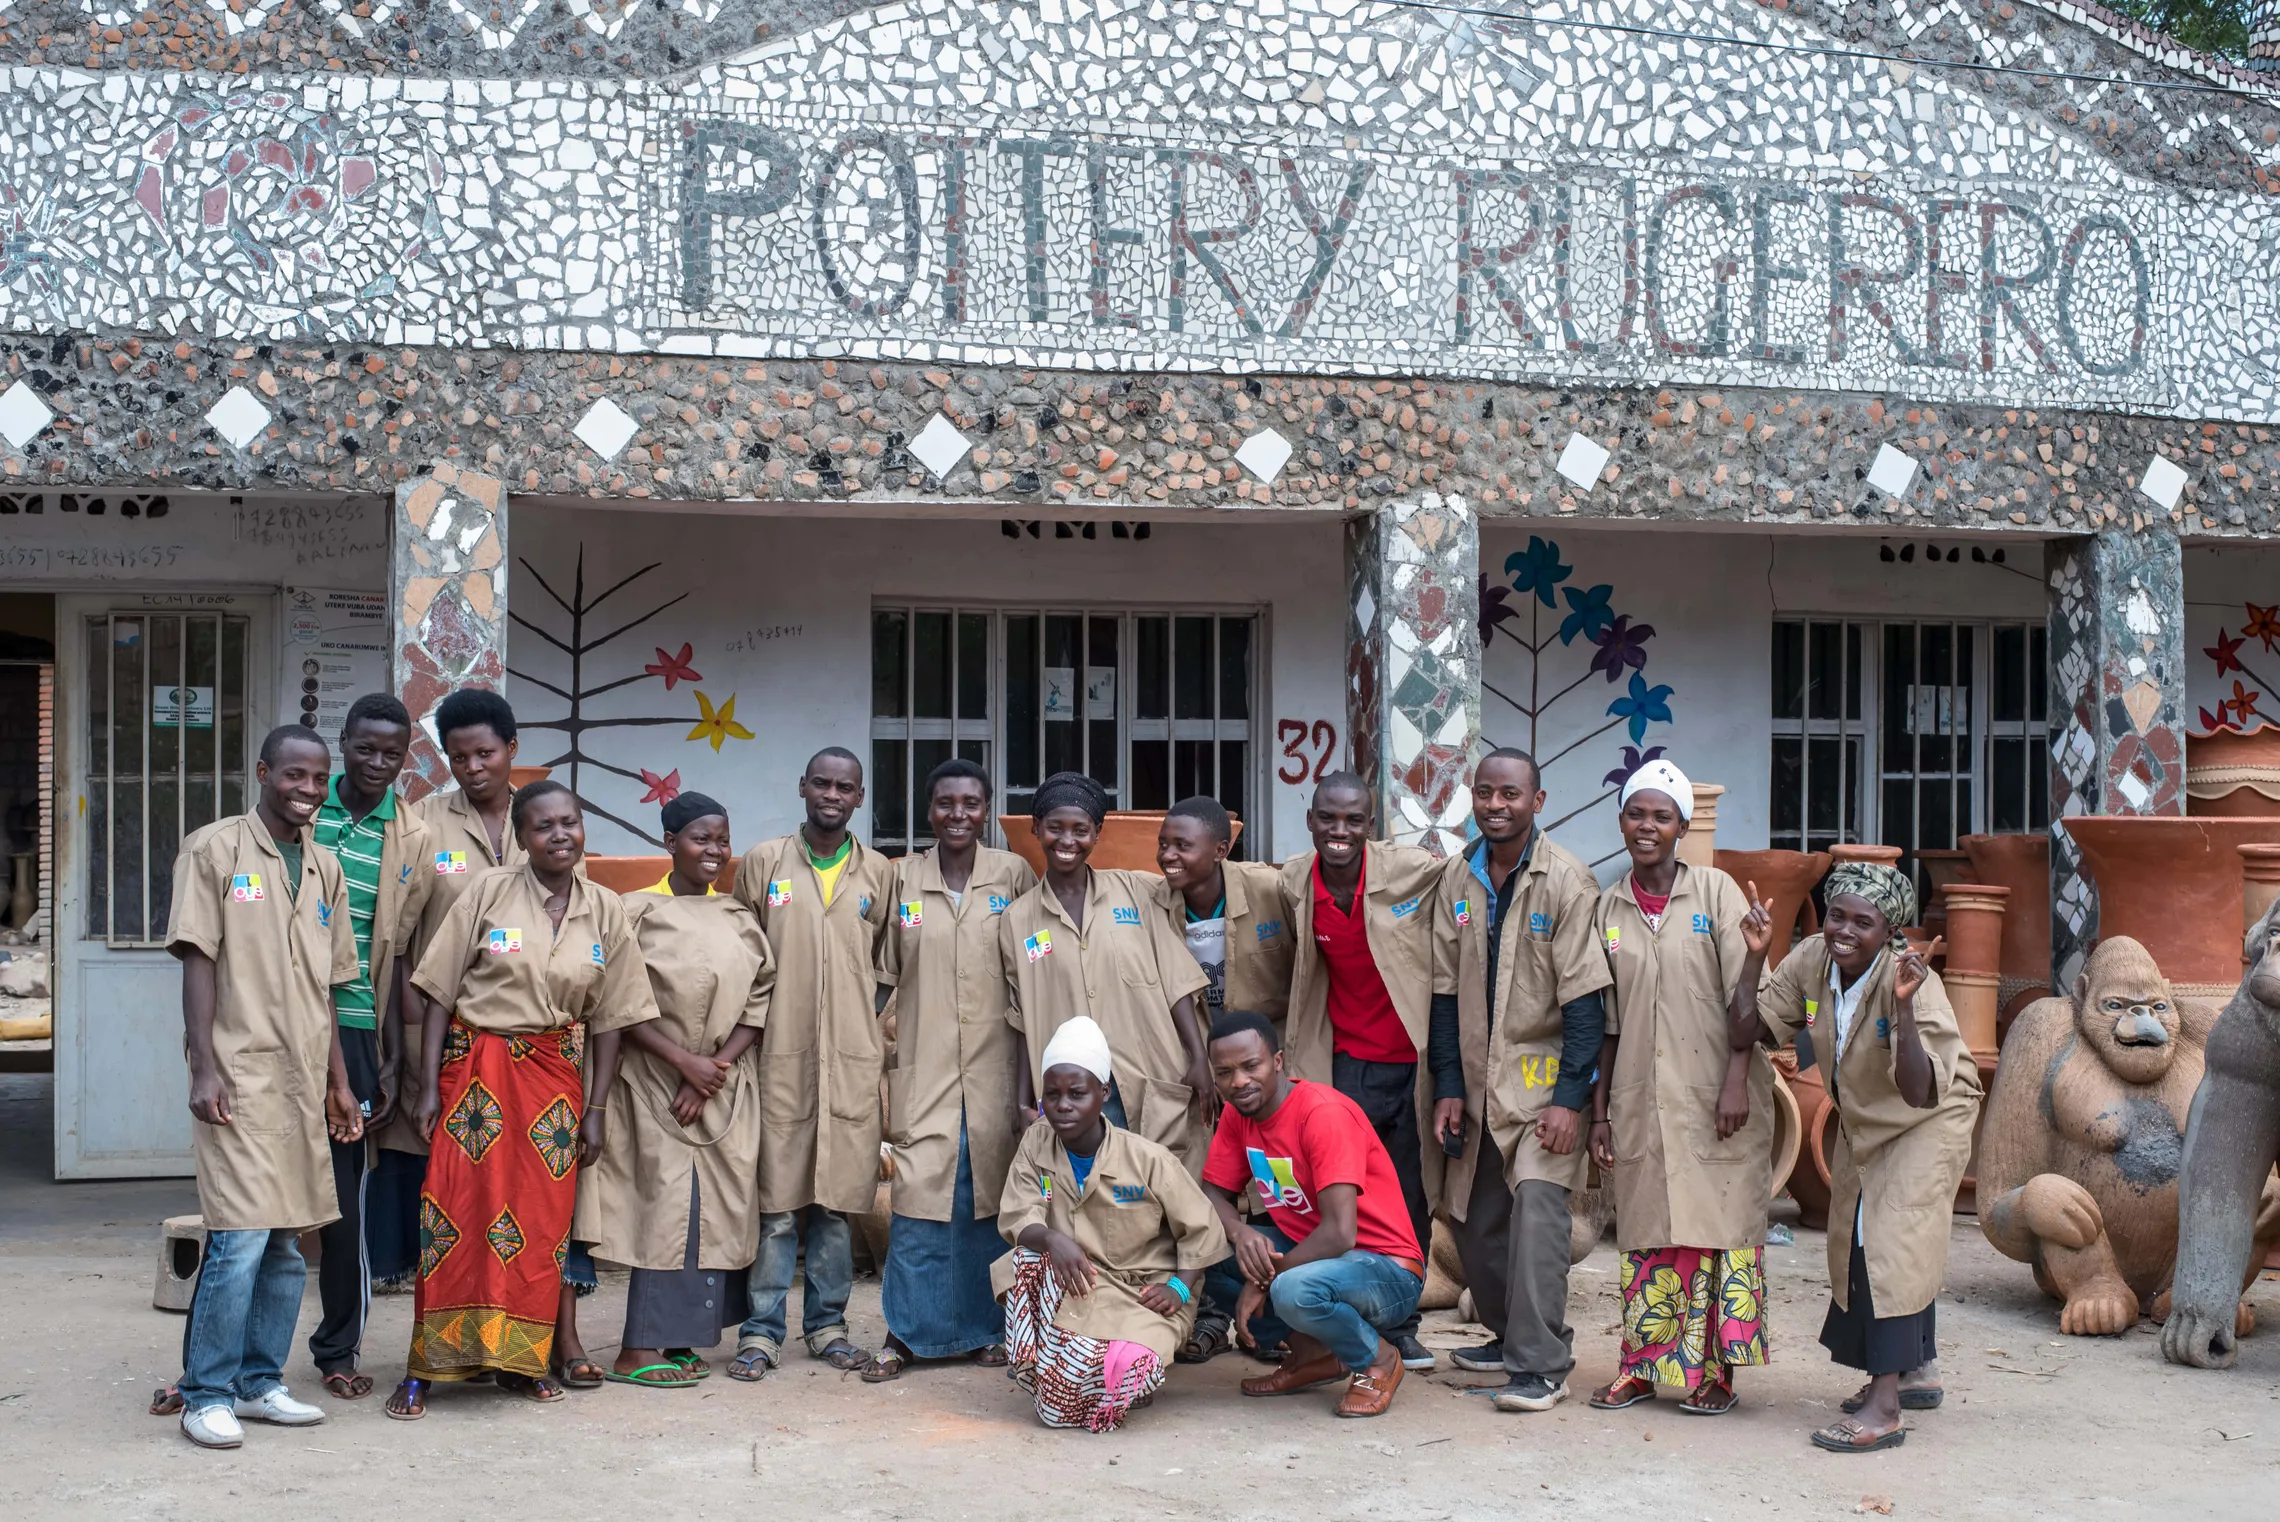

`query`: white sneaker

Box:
[180,1404,245,1449]
[233,1386,327,1427]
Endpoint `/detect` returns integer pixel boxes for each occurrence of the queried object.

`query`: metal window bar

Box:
[1769,620,1867,856]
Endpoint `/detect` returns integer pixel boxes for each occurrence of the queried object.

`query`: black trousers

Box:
[1330,1051,1430,1341]
[308,1027,379,1377]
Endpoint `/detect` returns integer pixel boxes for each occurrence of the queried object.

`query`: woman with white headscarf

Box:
[995,1016,1227,1432]
[1585,760,1775,1416]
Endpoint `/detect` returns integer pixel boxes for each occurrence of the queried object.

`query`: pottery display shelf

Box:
[2063,817,2280,1001]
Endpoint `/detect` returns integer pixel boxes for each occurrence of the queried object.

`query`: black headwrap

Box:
[1032,770,1110,825]
[660,791,728,836]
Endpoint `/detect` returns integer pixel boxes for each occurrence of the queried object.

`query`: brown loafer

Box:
[1334,1345,1404,1418]
[1241,1351,1347,1396]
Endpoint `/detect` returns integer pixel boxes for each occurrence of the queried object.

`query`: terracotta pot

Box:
[1956,1051,2000,1215]
[2064,816,2280,999]
[1960,832,2052,1035]
[2242,845,2280,960]
[581,855,741,896]
[1772,1049,1834,1231]
[1915,849,1971,931]
[998,812,1242,877]
[1938,884,2009,977]
[1676,783,1726,868]
[1767,1069,1802,1200]
[1827,842,1904,868]
[1945,969,2002,1061]
[1712,849,1830,966]
[2188,724,2280,818]
[508,764,554,790]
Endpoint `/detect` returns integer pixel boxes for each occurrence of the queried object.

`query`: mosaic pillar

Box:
[391,465,509,801]
[1345,492,1481,857]
[2046,523,2187,991]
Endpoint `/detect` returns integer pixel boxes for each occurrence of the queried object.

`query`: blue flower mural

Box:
[1607,672,1677,745]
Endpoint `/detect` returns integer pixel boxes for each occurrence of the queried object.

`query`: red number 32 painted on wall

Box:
[1277,719,1338,784]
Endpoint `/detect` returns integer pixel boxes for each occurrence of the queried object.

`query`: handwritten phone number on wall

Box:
[725,625,803,652]
[0,545,187,574]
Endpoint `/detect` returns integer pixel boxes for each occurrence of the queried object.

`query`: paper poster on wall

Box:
[1043,666,1077,721]
[153,684,214,728]
[285,587,388,761]
[1085,666,1117,714]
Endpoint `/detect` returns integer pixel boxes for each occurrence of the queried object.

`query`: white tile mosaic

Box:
[0,381,53,450]
[204,385,272,450]
[1234,427,1294,483]
[907,411,971,479]
[1867,442,1919,498]
[1556,432,1611,490]
[2138,453,2189,510]
[573,396,641,460]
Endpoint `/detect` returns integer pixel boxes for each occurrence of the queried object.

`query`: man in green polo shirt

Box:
[305,694,432,1400]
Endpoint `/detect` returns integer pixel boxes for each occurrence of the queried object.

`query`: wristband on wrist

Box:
[1166,1277,1192,1304]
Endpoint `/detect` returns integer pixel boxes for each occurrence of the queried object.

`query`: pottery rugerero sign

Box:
[0,0,2270,420]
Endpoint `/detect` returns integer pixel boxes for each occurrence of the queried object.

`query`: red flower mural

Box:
[2246,603,2280,652]
[2207,628,2247,679]
[645,643,702,689]
[638,768,682,805]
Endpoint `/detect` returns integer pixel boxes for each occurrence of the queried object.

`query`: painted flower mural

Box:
[1481,535,1677,862]
[2197,602,2280,732]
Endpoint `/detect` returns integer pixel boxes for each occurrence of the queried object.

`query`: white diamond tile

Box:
[205,386,272,451]
[0,381,53,450]
[2139,454,2188,511]
[1235,427,1294,482]
[1556,432,1610,490]
[1867,443,1918,498]
[574,397,640,461]
[909,412,972,479]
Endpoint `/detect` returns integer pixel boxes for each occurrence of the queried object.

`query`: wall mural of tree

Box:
[1481,534,1676,865]
[507,544,753,847]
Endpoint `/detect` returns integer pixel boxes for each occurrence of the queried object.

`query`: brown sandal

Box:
[321,1370,374,1400]
[859,1341,910,1383]
[498,1372,566,1403]
[148,1384,185,1416]
[1589,1373,1656,1410]
[1812,1416,1907,1452]
[1679,1378,1738,1415]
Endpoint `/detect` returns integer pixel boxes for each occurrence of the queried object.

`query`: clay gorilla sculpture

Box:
[1979,936,2278,1335]
[2164,901,2280,1368]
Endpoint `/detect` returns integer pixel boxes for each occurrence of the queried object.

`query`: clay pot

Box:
[998,812,1242,877]
[508,764,554,790]
[1827,842,1904,868]
[1944,969,2002,1061]
[1767,1069,1802,1200]
[2064,817,2280,999]
[2242,845,2280,960]
[580,855,742,896]
[1676,783,1726,868]
[1712,849,1830,965]
[2187,724,2280,818]
[1939,884,2009,976]
[1960,832,2051,1035]
[1772,1049,1834,1231]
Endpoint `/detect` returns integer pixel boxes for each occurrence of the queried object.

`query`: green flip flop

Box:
[668,1352,713,1380]
[605,1363,700,1389]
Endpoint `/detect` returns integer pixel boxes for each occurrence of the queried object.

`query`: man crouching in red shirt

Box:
[1200,1011,1426,1417]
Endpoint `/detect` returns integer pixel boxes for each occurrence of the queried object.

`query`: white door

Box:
[54,595,271,1179]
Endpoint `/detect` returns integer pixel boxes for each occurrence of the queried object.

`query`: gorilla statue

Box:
[1980,935,2279,1337]
[2165,900,2280,1368]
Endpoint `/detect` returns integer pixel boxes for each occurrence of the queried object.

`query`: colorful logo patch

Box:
[1024,929,1054,962]
[434,850,469,875]
[766,879,793,906]
[589,942,605,966]
[1453,898,1472,926]
[859,895,872,917]
[1529,911,1553,935]
[1804,998,1820,1027]
[1245,1148,1313,1214]
[487,927,524,955]
[1038,1171,1053,1201]
[899,900,924,929]
[1111,905,1141,926]
[230,873,264,902]
[1691,913,1714,934]
[1604,926,1622,954]
[988,894,1011,914]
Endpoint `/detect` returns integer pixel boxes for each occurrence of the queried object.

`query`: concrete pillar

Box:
[390,465,509,801]
[1344,491,1481,856]
[2046,523,2187,990]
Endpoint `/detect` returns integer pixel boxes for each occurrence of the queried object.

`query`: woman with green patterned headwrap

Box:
[1730,860,1984,1455]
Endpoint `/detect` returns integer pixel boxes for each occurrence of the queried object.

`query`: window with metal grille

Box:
[1771,618,2050,893]
[84,612,252,946]
[871,608,1258,857]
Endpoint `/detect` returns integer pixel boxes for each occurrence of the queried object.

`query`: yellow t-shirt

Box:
[641,873,718,897]
[813,852,850,907]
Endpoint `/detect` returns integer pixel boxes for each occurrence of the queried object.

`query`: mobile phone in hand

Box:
[1441,1114,1466,1158]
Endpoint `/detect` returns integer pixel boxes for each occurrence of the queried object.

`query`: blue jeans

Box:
[1208,1219,1421,1372]
[180,1228,307,1411]
[739,1206,853,1358]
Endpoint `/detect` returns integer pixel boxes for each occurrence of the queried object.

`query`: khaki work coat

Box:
[880,846,1036,1221]
[998,868,1211,1168]
[165,812,360,1232]
[731,833,897,1216]
[1279,840,1442,1084]
[577,890,774,1271]
[376,787,524,1157]
[1428,833,1613,1214]
[994,1120,1229,1361]
[1146,860,1297,1032]
[1758,939,1984,1316]
[1597,864,1774,1253]
[362,797,434,1130]
[411,865,656,1037]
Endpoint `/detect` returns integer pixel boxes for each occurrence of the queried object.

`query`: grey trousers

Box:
[1451,1135,1578,1381]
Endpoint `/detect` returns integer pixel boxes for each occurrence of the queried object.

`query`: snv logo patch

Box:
[1255,918,1284,943]
[1108,1183,1148,1205]
[1529,911,1553,935]
[1389,895,1424,920]
[1112,906,1141,926]
[987,894,1012,914]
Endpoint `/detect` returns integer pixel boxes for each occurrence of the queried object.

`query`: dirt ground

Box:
[1,1069,2272,1521]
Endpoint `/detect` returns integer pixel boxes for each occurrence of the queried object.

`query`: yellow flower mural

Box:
[687,690,755,752]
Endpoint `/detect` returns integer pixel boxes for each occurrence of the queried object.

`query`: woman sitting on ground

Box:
[1733,861,1982,1453]
[998,1017,1227,1432]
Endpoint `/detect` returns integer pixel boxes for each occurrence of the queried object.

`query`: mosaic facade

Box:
[0,0,2275,424]
[2046,521,2187,991]
[391,462,507,797]
[1347,492,1480,855]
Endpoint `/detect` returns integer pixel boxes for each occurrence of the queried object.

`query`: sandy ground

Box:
[2,1069,2273,1521]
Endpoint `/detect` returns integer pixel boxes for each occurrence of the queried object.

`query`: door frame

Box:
[52,590,276,1179]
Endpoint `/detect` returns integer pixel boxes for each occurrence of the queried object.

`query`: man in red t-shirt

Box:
[1200,1011,1424,1418]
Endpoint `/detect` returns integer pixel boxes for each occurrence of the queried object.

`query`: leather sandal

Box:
[1812,1416,1907,1452]
[1589,1373,1656,1410]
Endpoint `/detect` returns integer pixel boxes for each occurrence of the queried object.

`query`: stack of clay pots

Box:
[1937,880,2008,1214]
